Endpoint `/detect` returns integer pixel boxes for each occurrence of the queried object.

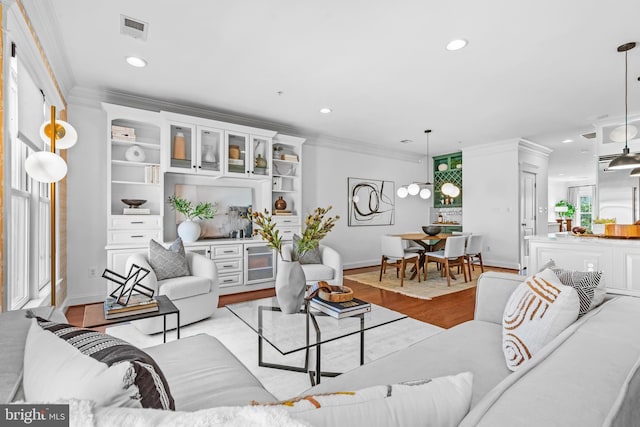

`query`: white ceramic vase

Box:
[178,220,201,243]
[275,260,306,314]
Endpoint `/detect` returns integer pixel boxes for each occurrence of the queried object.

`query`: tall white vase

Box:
[276,260,306,314]
[178,220,201,243]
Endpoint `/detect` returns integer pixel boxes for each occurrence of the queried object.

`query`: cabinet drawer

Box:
[218,272,243,288]
[278,226,299,241]
[214,258,242,273]
[108,229,161,244]
[273,216,300,226]
[110,216,161,229]
[212,244,243,258]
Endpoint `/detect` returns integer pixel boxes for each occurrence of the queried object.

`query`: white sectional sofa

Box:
[3,272,640,426]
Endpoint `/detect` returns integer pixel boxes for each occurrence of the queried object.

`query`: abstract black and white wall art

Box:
[348,177,395,226]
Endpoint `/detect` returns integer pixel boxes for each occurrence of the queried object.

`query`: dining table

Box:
[394,233,453,280]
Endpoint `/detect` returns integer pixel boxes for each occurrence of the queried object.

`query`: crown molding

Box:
[16,0,75,97]
[68,86,424,163]
[518,138,553,157]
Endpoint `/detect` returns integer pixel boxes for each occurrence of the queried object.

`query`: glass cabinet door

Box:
[251,136,271,177]
[169,124,195,172]
[245,244,275,283]
[226,131,249,176]
[197,127,223,175]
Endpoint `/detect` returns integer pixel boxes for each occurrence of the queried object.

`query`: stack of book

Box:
[309,296,371,319]
[104,294,158,319]
[274,209,292,215]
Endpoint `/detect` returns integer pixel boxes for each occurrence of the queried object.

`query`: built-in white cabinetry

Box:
[271,134,305,240]
[161,111,275,179]
[182,241,275,291]
[164,120,224,176]
[103,104,303,295]
[104,103,163,246]
[225,131,273,179]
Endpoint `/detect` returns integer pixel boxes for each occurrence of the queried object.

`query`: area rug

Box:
[345,263,481,300]
[105,307,443,400]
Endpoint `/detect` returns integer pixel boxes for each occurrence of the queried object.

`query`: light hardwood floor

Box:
[65,265,516,330]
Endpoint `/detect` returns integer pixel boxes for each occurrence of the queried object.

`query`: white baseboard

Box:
[343,259,381,270]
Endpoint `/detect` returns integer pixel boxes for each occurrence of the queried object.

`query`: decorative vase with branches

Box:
[251,205,340,313]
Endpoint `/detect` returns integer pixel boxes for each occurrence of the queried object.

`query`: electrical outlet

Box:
[88,267,98,278]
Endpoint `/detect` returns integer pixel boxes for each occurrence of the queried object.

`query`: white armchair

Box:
[280,244,343,286]
[122,252,219,335]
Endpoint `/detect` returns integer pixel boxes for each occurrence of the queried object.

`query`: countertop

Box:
[527,233,640,247]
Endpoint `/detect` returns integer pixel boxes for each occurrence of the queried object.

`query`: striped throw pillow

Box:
[502,269,579,371]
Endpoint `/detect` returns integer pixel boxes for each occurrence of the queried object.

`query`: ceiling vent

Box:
[581,132,596,140]
[120,15,148,41]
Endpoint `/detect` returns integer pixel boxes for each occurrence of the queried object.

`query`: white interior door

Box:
[520,171,537,272]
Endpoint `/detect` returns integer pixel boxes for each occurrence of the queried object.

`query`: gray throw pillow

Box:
[148,238,190,281]
[551,267,604,316]
[293,234,322,265]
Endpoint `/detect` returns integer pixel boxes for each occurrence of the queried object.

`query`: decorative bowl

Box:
[422,225,441,236]
[121,199,147,208]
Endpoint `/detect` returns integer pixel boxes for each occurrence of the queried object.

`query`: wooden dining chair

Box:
[464,234,485,278]
[423,235,468,286]
[380,235,421,287]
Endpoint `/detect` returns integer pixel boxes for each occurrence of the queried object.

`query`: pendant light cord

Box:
[425,129,431,184]
[625,48,629,149]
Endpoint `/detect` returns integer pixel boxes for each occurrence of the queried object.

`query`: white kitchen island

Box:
[527,234,640,296]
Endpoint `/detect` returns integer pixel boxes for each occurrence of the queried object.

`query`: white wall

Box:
[302,141,430,269]
[62,102,431,303]
[463,141,520,269]
[548,180,569,222]
[66,103,108,305]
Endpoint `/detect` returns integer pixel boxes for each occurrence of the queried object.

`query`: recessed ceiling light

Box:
[320,107,332,114]
[446,39,468,51]
[125,56,147,67]
[562,139,573,144]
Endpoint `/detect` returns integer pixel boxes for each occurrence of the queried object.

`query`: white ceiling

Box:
[26,0,640,178]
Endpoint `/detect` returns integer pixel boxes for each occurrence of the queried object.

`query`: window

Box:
[568,185,595,230]
[6,50,52,310]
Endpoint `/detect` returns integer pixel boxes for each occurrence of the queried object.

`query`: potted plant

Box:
[251,206,339,313]
[554,200,575,218]
[168,195,217,242]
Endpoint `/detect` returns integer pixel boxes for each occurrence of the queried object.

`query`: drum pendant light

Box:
[608,42,640,170]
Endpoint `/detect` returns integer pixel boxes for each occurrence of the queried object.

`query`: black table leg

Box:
[163,315,167,343]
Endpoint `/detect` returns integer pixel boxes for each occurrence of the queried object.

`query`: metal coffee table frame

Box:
[228,298,406,386]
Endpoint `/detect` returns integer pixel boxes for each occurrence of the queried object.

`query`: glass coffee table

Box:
[226,297,406,385]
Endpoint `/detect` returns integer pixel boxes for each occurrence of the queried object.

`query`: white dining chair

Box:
[423,235,468,286]
[380,235,421,287]
[464,234,485,278]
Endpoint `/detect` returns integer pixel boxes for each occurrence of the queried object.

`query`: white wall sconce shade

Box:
[40,119,78,149]
[419,188,432,199]
[25,151,68,183]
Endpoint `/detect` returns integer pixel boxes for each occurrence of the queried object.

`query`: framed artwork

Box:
[348,177,395,226]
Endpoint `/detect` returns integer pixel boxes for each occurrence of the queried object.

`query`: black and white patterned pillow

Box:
[149,238,190,281]
[552,268,604,316]
[24,313,174,410]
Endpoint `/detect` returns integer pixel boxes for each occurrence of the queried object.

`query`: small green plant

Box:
[555,200,575,218]
[167,195,217,220]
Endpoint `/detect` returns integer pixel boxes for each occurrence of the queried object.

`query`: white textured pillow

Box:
[502,269,579,371]
[260,372,473,427]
